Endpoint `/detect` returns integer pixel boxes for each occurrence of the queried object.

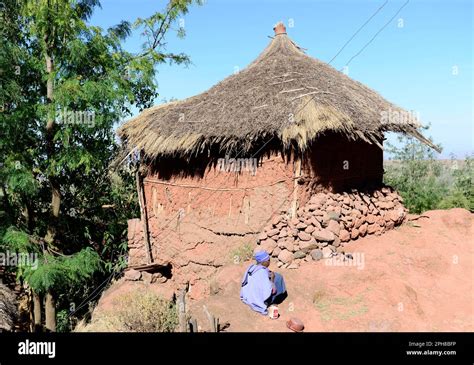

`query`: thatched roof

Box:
[118,23,439,159]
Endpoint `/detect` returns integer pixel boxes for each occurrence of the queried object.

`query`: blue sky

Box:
[90,0,473,158]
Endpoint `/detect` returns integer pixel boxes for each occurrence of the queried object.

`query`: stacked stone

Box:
[256,186,407,269]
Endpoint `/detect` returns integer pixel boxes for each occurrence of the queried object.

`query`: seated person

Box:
[240,250,287,315]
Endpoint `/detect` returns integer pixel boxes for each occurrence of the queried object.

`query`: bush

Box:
[116,291,178,332]
[384,131,473,214]
[75,289,178,332]
[230,243,254,264]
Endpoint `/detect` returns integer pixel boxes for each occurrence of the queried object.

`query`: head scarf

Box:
[254,250,270,263]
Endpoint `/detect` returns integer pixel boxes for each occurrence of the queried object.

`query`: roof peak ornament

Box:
[273,22,286,36]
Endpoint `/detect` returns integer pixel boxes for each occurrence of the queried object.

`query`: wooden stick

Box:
[291,157,302,218]
[290,90,336,101]
[177,289,187,333]
[203,305,218,332]
[136,170,153,264]
[279,88,305,94]
[143,177,298,191]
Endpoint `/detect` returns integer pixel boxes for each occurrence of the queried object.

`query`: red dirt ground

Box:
[91,208,473,332]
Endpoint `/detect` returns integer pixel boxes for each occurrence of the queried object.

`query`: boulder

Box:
[322,247,333,259]
[310,249,323,261]
[278,249,293,264]
[327,220,341,235]
[354,217,365,229]
[327,211,341,221]
[309,216,322,229]
[309,194,326,206]
[278,229,288,238]
[272,247,282,257]
[367,223,380,234]
[385,220,395,230]
[283,239,295,252]
[257,231,268,241]
[261,238,278,251]
[276,221,286,229]
[366,214,377,224]
[312,229,335,242]
[289,218,300,227]
[380,201,395,210]
[350,209,362,218]
[332,236,341,247]
[303,217,314,226]
[124,269,141,281]
[267,228,280,237]
[354,201,365,211]
[300,239,319,253]
[271,215,282,226]
[296,222,308,230]
[293,250,306,259]
[361,194,371,205]
[339,229,350,242]
[141,271,153,284]
[312,209,325,217]
[319,240,329,247]
[304,225,316,234]
[277,238,287,249]
[389,207,406,223]
[287,262,299,269]
[376,216,385,227]
[298,231,312,241]
[359,223,368,236]
[151,273,167,284]
[351,228,360,240]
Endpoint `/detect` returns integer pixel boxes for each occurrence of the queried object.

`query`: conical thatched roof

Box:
[118,23,439,159]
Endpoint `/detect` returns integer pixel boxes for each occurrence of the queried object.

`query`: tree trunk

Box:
[43,41,61,247]
[33,291,42,332]
[45,292,56,332]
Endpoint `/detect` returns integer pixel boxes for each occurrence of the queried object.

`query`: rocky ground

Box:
[86,208,473,332]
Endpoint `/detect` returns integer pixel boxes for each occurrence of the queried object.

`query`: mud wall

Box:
[127,136,386,297]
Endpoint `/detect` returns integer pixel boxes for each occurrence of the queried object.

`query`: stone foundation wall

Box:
[256,186,407,269]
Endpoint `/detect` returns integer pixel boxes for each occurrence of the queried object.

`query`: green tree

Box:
[384,127,444,214]
[0,0,201,331]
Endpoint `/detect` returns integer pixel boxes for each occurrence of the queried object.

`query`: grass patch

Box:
[313,292,369,322]
[230,243,254,264]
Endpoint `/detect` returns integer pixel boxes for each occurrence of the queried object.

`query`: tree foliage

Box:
[0,0,201,330]
[384,129,472,213]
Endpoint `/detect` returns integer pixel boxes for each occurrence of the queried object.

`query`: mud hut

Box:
[118,23,438,293]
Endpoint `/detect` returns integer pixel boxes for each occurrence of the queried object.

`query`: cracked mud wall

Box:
[127,138,384,296]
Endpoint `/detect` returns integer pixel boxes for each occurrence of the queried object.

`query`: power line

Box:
[328,0,389,65]
[341,0,410,70]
